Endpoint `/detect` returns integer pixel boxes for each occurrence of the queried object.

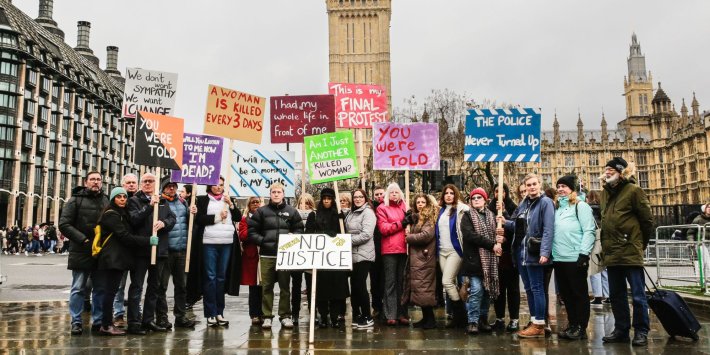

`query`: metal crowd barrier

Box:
[648,224,709,295]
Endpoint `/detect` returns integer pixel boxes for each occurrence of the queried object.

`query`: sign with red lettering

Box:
[270,95,336,144]
[134,111,184,170]
[328,83,388,128]
[373,122,439,171]
[203,84,265,144]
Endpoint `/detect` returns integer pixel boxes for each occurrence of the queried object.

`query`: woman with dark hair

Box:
[307,187,350,328]
[193,177,241,326]
[436,184,468,328]
[402,193,438,329]
[488,183,520,332]
[345,188,376,329]
[95,187,151,336]
[239,197,263,325]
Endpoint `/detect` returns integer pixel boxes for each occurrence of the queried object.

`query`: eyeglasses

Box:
[250,201,260,204]
[142,180,155,184]
[88,178,102,182]
[471,196,484,200]
[353,195,365,199]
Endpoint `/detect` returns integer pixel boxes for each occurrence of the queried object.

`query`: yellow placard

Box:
[203,84,265,144]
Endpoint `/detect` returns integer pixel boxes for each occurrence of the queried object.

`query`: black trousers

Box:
[157,251,187,321]
[350,261,373,320]
[554,262,590,328]
[248,285,263,318]
[494,266,520,320]
[317,299,346,323]
[290,271,312,318]
[370,247,384,312]
[128,257,163,326]
[98,269,124,327]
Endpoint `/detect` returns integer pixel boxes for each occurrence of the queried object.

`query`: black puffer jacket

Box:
[127,190,176,258]
[97,204,150,271]
[247,200,303,256]
[58,186,109,270]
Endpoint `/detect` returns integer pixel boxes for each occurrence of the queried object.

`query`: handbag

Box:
[526,236,542,256]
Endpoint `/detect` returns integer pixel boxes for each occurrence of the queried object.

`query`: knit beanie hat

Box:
[556,175,576,190]
[320,188,336,199]
[605,157,628,173]
[469,187,488,201]
[110,187,127,202]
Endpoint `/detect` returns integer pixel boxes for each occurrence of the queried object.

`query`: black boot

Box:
[414,307,436,329]
[451,300,467,328]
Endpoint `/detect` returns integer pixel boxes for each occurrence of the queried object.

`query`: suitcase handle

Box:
[643,267,659,294]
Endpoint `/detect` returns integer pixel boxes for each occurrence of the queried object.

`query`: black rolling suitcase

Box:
[644,268,701,341]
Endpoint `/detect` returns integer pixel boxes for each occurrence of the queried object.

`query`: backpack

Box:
[92,211,117,258]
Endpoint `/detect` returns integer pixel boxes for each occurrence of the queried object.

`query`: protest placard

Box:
[304,131,359,184]
[270,95,336,144]
[133,111,184,170]
[203,84,265,144]
[275,234,352,270]
[328,83,388,128]
[170,133,223,185]
[373,122,440,170]
[122,68,178,120]
[229,150,296,198]
[464,107,541,162]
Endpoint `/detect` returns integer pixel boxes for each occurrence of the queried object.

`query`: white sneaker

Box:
[25,251,28,256]
[280,317,294,329]
[262,318,272,329]
[206,317,218,326]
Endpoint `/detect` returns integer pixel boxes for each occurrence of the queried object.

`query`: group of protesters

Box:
[62,155,656,346]
[1,224,64,256]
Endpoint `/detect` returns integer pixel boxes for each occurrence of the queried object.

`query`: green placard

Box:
[304,130,359,184]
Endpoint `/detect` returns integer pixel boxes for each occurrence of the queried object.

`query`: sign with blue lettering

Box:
[464,108,541,162]
[229,149,296,198]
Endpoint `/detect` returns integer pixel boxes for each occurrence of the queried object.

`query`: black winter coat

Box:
[306,207,350,300]
[459,209,496,277]
[58,186,109,270]
[97,205,150,271]
[127,191,176,258]
[247,201,303,256]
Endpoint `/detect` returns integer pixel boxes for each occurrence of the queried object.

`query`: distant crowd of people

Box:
[1,223,66,256]
[56,155,669,347]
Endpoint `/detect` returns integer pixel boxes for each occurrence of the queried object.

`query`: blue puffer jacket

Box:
[166,198,189,252]
[504,194,555,266]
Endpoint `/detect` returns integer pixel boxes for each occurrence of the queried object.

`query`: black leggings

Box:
[317,299,346,323]
[291,271,312,318]
[554,262,590,328]
[350,261,372,320]
[98,269,124,327]
[494,267,520,320]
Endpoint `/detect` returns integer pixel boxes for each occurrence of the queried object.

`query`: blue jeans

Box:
[465,276,490,323]
[590,270,609,298]
[203,244,231,318]
[113,271,128,318]
[517,256,546,324]
[69,270,102,325]
[607,266,650,334]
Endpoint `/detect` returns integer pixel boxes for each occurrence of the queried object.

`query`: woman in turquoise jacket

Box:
[552,175,596,341]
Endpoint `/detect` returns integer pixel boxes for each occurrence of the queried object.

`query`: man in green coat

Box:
[599,157,653,347]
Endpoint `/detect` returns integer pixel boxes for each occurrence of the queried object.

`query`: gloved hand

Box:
[401,216,410,228]
[338,211,346,220]
[577,254,590,269]
[150,235,159,246]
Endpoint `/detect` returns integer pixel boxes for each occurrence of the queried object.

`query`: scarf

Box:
[209,192,223,201]
[469,207,499,300]
[161,193,176,202]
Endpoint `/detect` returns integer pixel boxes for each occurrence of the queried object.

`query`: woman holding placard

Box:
[402,193,438,330]
[194,177,240,327]
[306,188,350,329]
[435,184,469,328]
[344,188,376,329]
[239,197,263,326]
[376,183,409,326]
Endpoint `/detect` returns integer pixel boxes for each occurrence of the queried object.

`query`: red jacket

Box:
[239,215,259,286]
[376,199,407,255]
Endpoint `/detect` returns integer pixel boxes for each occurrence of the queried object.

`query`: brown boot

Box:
[517,323,545,338]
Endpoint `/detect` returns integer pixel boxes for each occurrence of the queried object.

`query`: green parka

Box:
[600,176,653,267]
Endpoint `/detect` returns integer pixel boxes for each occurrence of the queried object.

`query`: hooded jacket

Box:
[403,213,437,307]
[552,197,596,262]
[127,190,177,258]
[504,194,555,266]
[97,203,150,271]
[345,203,376,263]
[376,199,408,255]
[600,165,654,267]
[247,200,303,257]
[58,186,109,270]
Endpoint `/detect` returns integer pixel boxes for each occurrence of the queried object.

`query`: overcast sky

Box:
[13,0,710,142]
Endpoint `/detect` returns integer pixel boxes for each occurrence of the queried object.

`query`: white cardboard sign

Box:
[275,234,352,270]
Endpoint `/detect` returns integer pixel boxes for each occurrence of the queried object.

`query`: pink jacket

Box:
[376,199,407,254]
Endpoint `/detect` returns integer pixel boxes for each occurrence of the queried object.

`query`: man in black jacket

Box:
[248,183,303,330]
[126,173,176,334]
[58,171,109,335]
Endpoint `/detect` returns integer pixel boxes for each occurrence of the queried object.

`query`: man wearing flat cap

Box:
[599,157,653,347]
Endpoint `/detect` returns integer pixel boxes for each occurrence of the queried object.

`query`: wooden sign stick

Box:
[495,162,504,255]
[151,167,161,265]
[358,129,366,190]
[302,143,307,195]
[222,139,234,223]
[184,183,197,273]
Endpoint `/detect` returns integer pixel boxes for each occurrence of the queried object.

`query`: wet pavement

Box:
[1,255,710,353]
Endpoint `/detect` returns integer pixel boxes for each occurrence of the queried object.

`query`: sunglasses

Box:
[471,196,484,200]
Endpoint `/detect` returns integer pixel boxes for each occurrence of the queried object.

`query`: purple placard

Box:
[170,133,223,185]
[373,122,440,171]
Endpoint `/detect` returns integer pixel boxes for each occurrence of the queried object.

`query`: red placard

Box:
[270,95,336,144]
[328,83,388,128]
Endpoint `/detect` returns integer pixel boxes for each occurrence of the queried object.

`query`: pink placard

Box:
[373,122,440,171]
[328,83,388,128]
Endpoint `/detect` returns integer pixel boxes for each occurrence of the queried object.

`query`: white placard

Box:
[275,234,352,270]
[122,68,178,119]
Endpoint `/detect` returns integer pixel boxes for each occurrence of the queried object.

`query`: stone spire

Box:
[577,112,584,145]
[691,92,700,119]
[680,98,688,118]
[601,111,608,142]
[628,32,648,83]
[553,111,560,144]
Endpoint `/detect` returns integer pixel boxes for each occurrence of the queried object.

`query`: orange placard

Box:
[203,84,265,144]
